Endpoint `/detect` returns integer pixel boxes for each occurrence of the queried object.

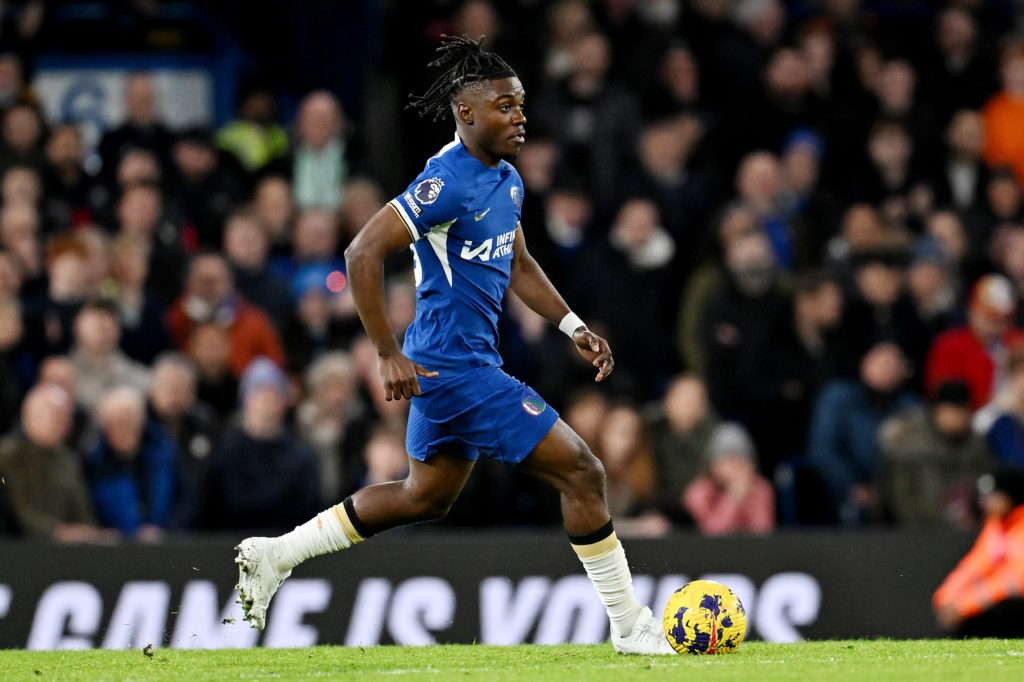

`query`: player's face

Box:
[477,77,526,163]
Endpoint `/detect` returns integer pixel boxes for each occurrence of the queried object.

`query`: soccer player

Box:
[234,35,674,655]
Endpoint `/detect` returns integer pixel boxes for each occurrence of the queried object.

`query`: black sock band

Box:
[343,496,374,539]
[568,519,614,546]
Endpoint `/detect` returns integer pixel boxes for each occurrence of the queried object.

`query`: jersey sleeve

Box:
[388,161,468,242]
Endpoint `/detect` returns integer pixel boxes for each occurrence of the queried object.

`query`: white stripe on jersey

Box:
[388,199,420,242]
[425,220,456,286]
[428,134,461,162]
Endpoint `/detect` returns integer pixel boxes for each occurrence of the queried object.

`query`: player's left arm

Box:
[509,225,613,381]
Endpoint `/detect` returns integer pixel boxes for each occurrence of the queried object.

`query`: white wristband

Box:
[559,312,586,338]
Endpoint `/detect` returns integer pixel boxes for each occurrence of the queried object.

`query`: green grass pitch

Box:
[1,640,1022,681]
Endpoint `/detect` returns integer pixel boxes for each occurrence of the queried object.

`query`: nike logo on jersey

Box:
[474,208,491,221]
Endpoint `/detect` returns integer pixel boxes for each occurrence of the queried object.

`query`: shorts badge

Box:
[521,392,546,416]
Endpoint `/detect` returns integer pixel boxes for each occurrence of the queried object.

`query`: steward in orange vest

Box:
[933,469,1024,637]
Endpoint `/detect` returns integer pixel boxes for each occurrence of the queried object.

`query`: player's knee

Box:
[567,441,605,497]
[405,484,457,521]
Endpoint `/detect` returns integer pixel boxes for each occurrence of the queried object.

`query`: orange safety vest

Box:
[933,505,1024,619]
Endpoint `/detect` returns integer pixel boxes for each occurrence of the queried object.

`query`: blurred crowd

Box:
[6,0,1024,542]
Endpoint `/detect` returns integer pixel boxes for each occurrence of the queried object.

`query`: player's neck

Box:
[456,131,501,169]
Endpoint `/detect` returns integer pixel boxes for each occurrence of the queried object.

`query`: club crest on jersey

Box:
[510,185,521,208]
[414,177,444,205]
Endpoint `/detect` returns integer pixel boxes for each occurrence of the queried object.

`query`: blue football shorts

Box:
[406,365,559,464]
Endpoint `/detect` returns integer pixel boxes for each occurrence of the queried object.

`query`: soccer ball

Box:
[662,579,747,655]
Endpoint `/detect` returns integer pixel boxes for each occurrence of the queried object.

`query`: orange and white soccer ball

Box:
[662,579,747,654]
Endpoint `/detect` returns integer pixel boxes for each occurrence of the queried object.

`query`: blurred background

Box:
[4,0,1024,646]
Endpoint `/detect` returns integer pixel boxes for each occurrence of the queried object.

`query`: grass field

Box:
[2,640,1024,682]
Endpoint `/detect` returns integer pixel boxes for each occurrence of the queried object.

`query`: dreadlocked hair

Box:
[407,34,517,122]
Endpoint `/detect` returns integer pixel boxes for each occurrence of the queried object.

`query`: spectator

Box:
[646,373,720,521]
[0,383,106,542]
[595,402,669,537]
[296,351,367,501]
[336,176,384,254]
[933,110,989,216]
[41,124,101,232]
[168,127,244,248]
[699,230,789,429]
[878,380,993,527]
[562,386,609,454]
[750,270,845,473]
[215,84,290,176]
[114,147,162,192]
[86,385,178,541]
[106,234,171,365]
[642,39,706,122]
[683,421,775,535]
[186,322,238,422]
[0,52,30,114]
[222,209,290,329]
[780,128,843,268]
[21,231,88,362]
[823,202,890,288]
[933,468,1024,637]
[2,165,41,212]
[0,102,45,174]
[966,166,1023,255]
[621,113,718,246]
[0,250,21,299]
[75,225,109,299]
[68,300,151,413]
[1,201,42,295]
[834,245,931,382]
[292,90,348,211]
[976,341,1024,472]
[805,342,919,526]
[570,197,678,397]
[270,208,346,286]
[733,150,797,269]
[849,118,932,231]
[97,73,174,184]
[148,352,218,529]
[540,0,596,83]
[675,201,759,374]
[201,357,320,532]
[534,30,642,214]
[251,174,294,258]
[906,237,961,341]
[167,252,286,377]
[870,59,940,160]
[922,6,997,125]
[926,274,1024,410]
[360,423,409,488]
[739,45,824,163]
[280,262,356,372]
[0,296,27,432]
[512,135,560,256]
[928,209,984,291]
[531,183,594,292]
[114,182,187,305]
[36,354,92,455]
[982,39,1024,187]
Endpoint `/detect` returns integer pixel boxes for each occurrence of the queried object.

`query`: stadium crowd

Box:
[3,0,1024,542]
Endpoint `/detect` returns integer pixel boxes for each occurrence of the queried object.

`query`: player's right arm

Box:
[345,206,438,401]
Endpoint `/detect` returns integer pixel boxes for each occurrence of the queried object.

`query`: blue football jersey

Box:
[388,135,525,371]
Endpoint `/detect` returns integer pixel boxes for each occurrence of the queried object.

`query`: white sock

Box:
[272,504,362,572]
[574,535,644,638]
